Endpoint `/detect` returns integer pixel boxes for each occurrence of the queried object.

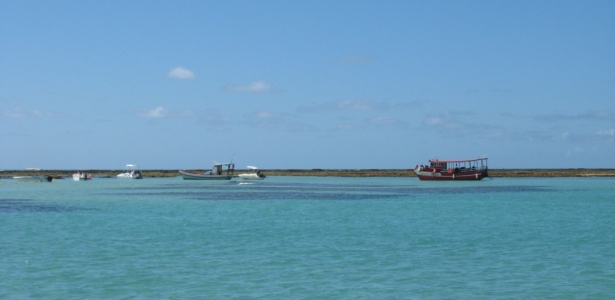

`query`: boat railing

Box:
[448,165,488,172]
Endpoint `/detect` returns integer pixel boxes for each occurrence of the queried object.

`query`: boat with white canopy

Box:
[117,164,143,179]
[179,162,235,181]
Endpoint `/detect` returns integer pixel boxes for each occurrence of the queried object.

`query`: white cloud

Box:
[225,81,271,93]
[167,67,195,80]
[138,107,168,118]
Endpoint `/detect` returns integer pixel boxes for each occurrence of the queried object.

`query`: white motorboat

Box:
[237,166,266,180]
[72,171,93,181]
[117,164,143,179]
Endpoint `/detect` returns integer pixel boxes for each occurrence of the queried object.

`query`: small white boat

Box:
[117,164,143,179]
[237,166,266,180]
[179,162,235,181]
[72,171,93,181]
[14,175,52,183]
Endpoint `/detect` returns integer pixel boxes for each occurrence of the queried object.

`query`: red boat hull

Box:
[414,169,488,181]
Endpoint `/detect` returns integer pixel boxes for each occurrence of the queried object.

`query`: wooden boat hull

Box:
[179,170,233,181]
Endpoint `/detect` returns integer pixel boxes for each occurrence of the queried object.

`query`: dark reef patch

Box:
[0,198,87,213]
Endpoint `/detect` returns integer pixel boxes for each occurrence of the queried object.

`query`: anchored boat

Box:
[237,166,266,180]
[179,162,235,181]
[73,171,93,181]
[117,164,143,179]
[414,157,488,181]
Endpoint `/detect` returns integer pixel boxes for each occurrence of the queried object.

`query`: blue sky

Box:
[1,0,614,170]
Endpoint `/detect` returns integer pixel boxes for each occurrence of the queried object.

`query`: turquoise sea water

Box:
[1,176,614,299]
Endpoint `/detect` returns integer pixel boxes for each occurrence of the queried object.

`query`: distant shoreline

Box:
[2,169,615,179]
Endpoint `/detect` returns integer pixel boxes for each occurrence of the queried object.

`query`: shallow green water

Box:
[1,177,614,299]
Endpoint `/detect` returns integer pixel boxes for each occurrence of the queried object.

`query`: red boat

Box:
[414,157,489,181]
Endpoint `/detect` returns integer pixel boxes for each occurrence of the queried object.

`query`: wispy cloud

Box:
[335,123,362,131]
[332,100,378,111]
[566,146,584,157]
[224,81,271,93]
[254,111,275,120]
[594,129,615,143]
[299,100,419,113]
[246,111,316,132]
[421,110,518,140]
[334,55,372,65]
[423,111,475,132]
[560,131,570,141]
[2,108,54,118]
[596,129,615,136]
[424,109,615,146]
[135,107,231,130]
[135,107,196,119]
[167,67,195,80]
[535,110,613,122]
[246,111,290,128]
[137,107,169,118]
[369,116,399,125]
[198,111,232,131]
[517,128,615,144]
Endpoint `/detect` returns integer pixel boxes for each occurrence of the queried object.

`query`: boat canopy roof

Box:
[246,166,259,170]
[429,157,488,163]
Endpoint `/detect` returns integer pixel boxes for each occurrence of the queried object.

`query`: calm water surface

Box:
[1,176,614,299]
